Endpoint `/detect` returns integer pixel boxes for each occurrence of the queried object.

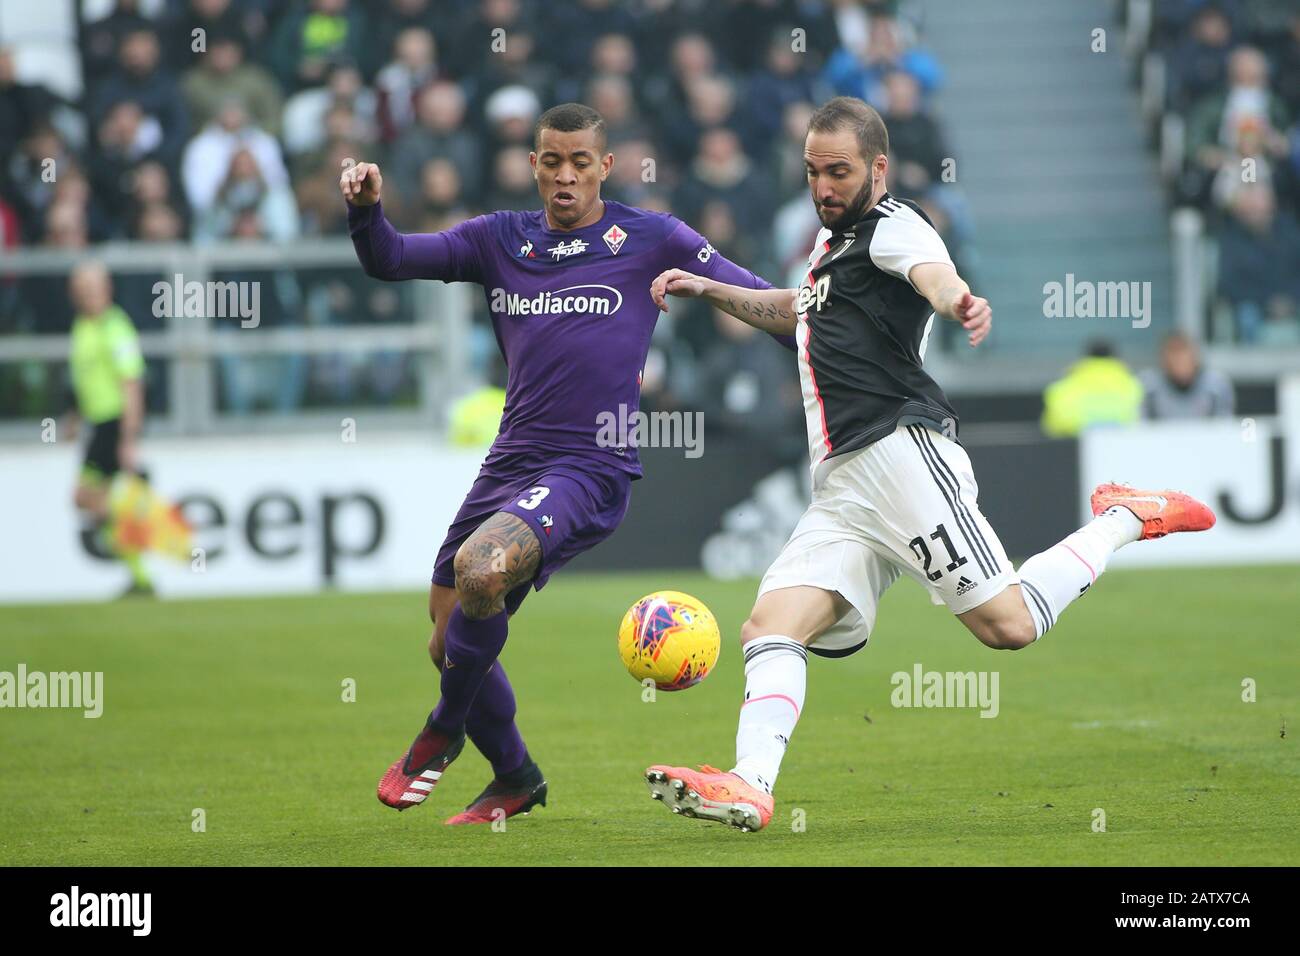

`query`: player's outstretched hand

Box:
[650,269,709,313]
[340,161,383,206]
[955,291,991,348]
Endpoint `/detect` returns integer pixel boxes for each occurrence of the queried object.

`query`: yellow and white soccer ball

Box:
[618,590,720,691]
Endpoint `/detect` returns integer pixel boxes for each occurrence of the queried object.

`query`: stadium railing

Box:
[0,239,473,441]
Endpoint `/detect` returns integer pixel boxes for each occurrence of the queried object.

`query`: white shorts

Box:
[758,423,1017,656]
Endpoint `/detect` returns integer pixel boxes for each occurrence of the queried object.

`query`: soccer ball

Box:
[618,590,721,691]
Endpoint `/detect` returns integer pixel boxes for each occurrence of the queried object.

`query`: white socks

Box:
[1018,506,1142,638]
[731,635,807,795]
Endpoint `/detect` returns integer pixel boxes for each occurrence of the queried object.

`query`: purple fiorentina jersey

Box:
[348,199,776,477]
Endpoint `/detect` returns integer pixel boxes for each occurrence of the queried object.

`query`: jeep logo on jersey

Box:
[489,284,624,317]
[796,274,832,314]
[546,238,589,260]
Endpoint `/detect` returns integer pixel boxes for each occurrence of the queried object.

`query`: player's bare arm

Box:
[909,261,991,348]
[340,161,383,206]
[650,268,797,336]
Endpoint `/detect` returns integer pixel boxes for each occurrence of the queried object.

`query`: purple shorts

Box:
[432,449,633,613]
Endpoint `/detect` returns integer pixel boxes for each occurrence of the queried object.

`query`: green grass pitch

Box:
[1,566,1296,866]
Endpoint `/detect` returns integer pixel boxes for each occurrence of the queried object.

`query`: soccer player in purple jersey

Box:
[341,103,789,824]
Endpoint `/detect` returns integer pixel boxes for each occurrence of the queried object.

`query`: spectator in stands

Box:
[544,0,638,76]
[390,80,482,210]
[374,27,439,144]
[743,27,821,149]
[182,32,283,138]
[80,0,152,86]
[664,73,743,165]
[711,0,838,74]
[181,97,290,220]
[1274,10,1300,117]
[164,0,267,74]
[674,126,773,235]
[643,32,720,154]
[1139,331,1235,419]
[587,74,651,146]
[770,99,817,203]
[0,48,59,173]
[268,0,368,93]
[589,32,638,82]
[1166,4,1234,112]
[368,0,437,79]
[483,145,535,212]
[90,27,189,168]
[194,147,300,242]
[125,161,185,231]
[438,0,536,81]
[1186,46,1290,205]
[282,62,377,165]
[412,157,473,232]
[882,69,947,199]
[49,165,114,244]
[1217,183,1300,344]
[296,137,368,236]
[93,101,169,230]
[1041,341,1144,438]
[6,124,72,243]
[482,84,541,150]
[603,136,661,208]
[822,12,942,111]
[474,28,554,105]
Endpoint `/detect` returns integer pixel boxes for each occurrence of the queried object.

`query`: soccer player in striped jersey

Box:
[643,96,1215,831]
[342,103,788,825]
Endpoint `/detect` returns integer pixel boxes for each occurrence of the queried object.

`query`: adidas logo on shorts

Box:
[955,575,977,596]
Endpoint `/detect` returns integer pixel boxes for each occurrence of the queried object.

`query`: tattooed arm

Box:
[649,268,798,336]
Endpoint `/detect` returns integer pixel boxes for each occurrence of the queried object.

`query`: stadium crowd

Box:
[1146,0,1300,345]
[0,0,966,440]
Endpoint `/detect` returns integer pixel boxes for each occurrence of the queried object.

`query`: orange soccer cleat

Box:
[1090,483,1216,541]
[645,764,774,832]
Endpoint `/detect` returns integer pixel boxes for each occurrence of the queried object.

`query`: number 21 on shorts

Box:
[516,486,550,510]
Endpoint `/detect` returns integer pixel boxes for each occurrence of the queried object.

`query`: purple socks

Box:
[465,661,529,777]
[430,605,508,729]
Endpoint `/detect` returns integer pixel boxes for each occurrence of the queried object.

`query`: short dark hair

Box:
[808,96,889,162]
[534,102,607,152]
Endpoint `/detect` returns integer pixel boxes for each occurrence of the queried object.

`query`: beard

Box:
[815,175,875,232]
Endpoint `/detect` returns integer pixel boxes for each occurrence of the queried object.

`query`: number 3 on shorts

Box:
[516,486,550,510]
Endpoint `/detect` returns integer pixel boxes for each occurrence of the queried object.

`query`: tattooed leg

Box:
[428,513,542,731]
[453,511,542,620]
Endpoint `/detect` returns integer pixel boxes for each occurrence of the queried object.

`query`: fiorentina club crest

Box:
[602,224,627,255]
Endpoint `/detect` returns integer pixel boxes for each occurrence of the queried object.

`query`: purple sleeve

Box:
[347,200,485,283]
[663,218,797,353]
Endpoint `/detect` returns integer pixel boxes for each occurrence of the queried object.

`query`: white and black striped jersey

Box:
[794,193,959,486]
